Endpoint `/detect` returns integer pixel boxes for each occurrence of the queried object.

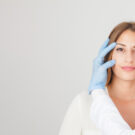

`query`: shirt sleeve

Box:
[90,89,135,135]
[58,94,82,135]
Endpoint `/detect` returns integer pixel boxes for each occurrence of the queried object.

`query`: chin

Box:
[120,76,135,81]
[114,72,135,81]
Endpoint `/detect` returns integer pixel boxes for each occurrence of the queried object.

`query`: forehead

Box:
[116,29,135,46]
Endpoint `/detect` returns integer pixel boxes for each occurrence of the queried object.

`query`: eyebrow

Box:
[116,42,135,48]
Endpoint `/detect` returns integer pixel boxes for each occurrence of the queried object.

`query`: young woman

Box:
[58,22,135,135]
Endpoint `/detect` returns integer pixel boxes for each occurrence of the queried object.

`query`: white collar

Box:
[105,86,109,96]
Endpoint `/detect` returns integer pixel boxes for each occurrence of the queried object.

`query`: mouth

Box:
[121,66,135,71]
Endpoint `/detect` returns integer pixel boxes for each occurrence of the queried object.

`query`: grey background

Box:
[0,0,135,135]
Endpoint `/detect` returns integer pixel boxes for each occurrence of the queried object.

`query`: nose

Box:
[125,51,135,63]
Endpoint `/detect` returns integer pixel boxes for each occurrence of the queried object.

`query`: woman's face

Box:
[111,29,135,81]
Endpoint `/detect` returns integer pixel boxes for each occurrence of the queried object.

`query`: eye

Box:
[116,48,124,52]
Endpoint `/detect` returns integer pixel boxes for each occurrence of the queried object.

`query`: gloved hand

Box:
[88,38,116,95]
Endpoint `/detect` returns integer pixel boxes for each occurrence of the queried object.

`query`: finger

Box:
[98,38,110,55]
[99,42,116,59]
[101,60,116,70]
[95,42,116,65]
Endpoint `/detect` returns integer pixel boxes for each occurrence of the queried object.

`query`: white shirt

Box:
[90,89,135,135]
[58,87,135,135]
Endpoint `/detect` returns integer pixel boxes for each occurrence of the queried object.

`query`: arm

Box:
[90,89,135,135]
[58,94,82,135]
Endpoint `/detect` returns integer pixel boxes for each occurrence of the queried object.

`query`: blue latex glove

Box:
[88,38,116,95]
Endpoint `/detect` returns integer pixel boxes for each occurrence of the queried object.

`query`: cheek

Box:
[111,53,121,72]
[111,63,121,77]
[111,53,117,63]
[113,50,125,59]
[111,51,122,62]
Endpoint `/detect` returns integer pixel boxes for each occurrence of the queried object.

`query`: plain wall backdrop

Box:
[0,0,135,135]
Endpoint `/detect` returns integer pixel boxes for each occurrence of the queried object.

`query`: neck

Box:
[108,75,135,101]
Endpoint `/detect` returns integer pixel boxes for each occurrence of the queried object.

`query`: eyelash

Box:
[116,48,135,52]
[116,48,123,51]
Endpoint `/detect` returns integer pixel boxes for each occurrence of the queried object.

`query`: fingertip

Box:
[112,59,116,63]
[112,42,117,45]
[109,42,117,48]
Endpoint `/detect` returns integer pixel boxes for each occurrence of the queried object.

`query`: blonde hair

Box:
[104,21,135,89]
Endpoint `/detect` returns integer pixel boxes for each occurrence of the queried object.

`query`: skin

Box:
[107,29,135,129]
[108,29,135,101]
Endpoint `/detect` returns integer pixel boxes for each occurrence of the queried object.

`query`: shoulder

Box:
[71,90,93,112]
[75,90,98,129]
[76,89,93,104]
[68,90,93,109]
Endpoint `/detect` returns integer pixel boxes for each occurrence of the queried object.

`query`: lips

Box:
[122,66,135,71]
